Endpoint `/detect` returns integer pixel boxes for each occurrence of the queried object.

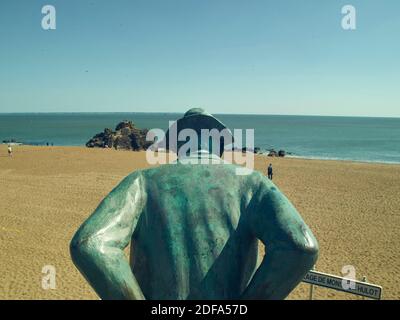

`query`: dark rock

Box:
[268,149,278,157]
[278,150,286,157]
[86,121,152,151]
[114,135,132,150]
[3,139,19,144]
[241,147,262,154]
[104,128,113,135]
[115,120,135,131]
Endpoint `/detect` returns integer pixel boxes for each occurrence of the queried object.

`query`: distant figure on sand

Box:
[267,163,273,180]
[7,144,13,157]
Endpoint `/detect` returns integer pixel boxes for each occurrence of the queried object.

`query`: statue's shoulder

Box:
[232,168,276,197]
[124,165,180,182]
[126,164,268,188]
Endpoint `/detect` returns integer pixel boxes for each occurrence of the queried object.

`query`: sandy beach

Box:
[0,145,399,300]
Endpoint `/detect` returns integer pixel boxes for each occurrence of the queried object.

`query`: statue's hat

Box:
[162,108,234,154]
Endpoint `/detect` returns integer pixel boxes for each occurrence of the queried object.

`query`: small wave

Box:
[283,154,400,165]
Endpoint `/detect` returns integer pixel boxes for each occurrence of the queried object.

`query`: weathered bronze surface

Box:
[70,109,318,300]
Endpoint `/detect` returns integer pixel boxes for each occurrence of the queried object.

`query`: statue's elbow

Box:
[70,234,84,264]
[284,228,319,269]
[70,232,97,265]
[299,234,319,268]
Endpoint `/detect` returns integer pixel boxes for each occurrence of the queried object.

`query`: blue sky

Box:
[0,0,399,116]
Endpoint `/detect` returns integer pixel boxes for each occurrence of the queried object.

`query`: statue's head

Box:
[163,108,234,157]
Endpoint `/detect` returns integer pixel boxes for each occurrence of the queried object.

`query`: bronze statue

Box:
[70,108,318,300]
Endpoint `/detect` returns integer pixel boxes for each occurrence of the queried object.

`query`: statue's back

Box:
[71,108,318,300]
[130,162,262,300]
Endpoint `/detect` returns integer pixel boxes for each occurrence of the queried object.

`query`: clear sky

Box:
[0,0,399,116]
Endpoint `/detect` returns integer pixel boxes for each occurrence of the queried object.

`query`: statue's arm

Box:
[242,176,319,300]
[70,172,146,300]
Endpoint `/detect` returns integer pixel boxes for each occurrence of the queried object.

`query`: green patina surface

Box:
[70,109,318,300]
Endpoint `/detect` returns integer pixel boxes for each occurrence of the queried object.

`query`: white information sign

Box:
[302,270,382,300]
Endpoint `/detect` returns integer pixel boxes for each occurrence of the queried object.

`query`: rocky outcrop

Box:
[241,147,261,154]
[278,150,286,157]
[86,120,152,151]
[268,149,278,157]
[2,139,20,144]
[268,149,286,157]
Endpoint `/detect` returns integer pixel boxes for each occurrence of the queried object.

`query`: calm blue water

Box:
[1,113,399,164]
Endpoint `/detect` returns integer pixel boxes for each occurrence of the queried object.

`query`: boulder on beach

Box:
[86,120,152,151]
[268,149,278,157]
[241,147,262,154]
[268,149,287,157]
[278,150,286,157]
[2,139,21,144]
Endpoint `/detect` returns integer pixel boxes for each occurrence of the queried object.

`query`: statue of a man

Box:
[70,108,318,300]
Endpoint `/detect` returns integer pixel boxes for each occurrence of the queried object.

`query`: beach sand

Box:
[0,145,399,300]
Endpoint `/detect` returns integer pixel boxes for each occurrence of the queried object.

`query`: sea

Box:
[1,113,399,164]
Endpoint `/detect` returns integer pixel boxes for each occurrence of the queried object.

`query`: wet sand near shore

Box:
[0,145,399,299]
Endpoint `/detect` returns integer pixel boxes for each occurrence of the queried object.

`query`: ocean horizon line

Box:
[284,154,400,166]
[0,111,399,119]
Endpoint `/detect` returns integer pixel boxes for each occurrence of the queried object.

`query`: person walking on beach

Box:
[7,144,13,157]
[267,163,273,180]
